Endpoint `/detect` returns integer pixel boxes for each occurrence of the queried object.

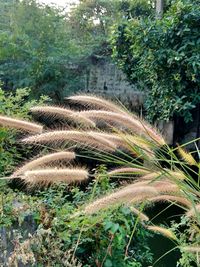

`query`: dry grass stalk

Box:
[78,110,165,145]
[142,172,164,180]
[164,169,187,181]
[31,106,95,127]
[23,168,88,185]
[67,95,127,114]
[84,186,158,214]
[12,151,76,177]
[108,167,150,177]
[181,246,200,253]
[126,180,180,196]
[90,132,145,155]
[22,130,116,151]
[89,132,126,148]
[129,206,149,221]
[148,195,191,208]
[153,181,179,194]
[186,204,200,218]
[177,145,197,166]
[147,225,177,240]
[0,115,43,133]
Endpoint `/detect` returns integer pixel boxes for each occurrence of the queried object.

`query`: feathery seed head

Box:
[147,226,177,240]
[147,225,177,240]
[67,95,126,114]
[130,206,149,221]
[148,195,191,208]
[30,106,95,127]
[181,247,200,253]
[108,167,150,177]
[177,145,197,166]
[23,168,88,185]
[186,204,200,218]
[84,186,158,214]
[12,151,76,177]
[78,110,165,145]
[0,115,43,133]
[22,130,116,151]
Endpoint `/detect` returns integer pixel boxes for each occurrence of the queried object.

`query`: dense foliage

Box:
[1,93,200,266]
[0,0,87,99]
[1,1,200,266]
[1,169,153,267]
[111,0,200,122]
[0,0,155,100]
[0,87,49,176]
[69,0,154,56]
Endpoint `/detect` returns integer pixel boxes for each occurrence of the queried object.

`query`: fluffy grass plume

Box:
[12,151,76,177]
[89,132,127,148]
[129,206,149,221]
[78,110,165,145]
[148,195,191,208]
[89,132,146,154]
[0,115,43,133]
[141,170,186,181]
[186,204,200,218]
[108,167,150,177]
[31,106,95,127]
[164,169,187,181]
[181,247,200,253]
[127,180,180,196]
[67,94,127,114]
[23,168,88,185]
[177,145,197,166]
[22,130,116,151]
[147,225,177,240]
[84,186,158,214]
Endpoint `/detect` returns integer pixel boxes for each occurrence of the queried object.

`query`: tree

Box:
[111,0,200,123]
[68,0,154,57]
[0,0,85,99]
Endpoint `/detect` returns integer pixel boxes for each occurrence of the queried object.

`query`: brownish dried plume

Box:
[12,151,76,177]
[0,115,43,133]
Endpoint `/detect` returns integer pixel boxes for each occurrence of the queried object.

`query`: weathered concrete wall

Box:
[83,59,145,111]
[82,58,174,144]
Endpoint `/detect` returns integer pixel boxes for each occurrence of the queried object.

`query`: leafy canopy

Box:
[111,0,200,122]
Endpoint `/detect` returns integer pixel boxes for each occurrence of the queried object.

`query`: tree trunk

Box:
[156,0,164,18]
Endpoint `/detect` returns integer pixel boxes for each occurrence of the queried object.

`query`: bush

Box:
[0,86,49,176]
[2,94,200,266]
[2,169,153,267]
[111,0,200,122]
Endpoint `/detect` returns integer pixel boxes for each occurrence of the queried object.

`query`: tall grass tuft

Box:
[2,94,200,265]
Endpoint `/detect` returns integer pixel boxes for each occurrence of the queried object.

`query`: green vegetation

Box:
[0,0,154,99]
[111,0,200,122]
[0,1,200,266]
[0,0,87,98]
[1,94,200,266]
[1,168,153,267]
[0,87,49,176]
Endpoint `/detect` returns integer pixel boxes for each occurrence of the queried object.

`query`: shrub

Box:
[0,86,49,176]
[110,0,200,123]
[2,170,153,266]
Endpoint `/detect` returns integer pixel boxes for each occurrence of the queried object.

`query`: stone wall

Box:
[83,58,145,111]
[82,58,174,144]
